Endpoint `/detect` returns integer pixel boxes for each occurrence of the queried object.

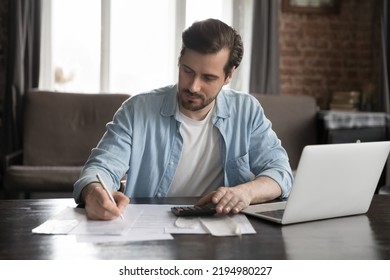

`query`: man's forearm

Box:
[242,176,282,204]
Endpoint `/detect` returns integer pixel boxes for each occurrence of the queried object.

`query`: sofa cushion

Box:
[5,166,82,192]
[23,91,130,166]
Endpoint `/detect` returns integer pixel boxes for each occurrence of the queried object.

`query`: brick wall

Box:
[279,0,381,110]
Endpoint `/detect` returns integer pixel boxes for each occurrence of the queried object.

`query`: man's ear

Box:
[224,67,236,85]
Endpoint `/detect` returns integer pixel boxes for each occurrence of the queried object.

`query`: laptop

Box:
[242,141,390,225]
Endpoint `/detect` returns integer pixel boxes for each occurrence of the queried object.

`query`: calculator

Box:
[171,205,217,217]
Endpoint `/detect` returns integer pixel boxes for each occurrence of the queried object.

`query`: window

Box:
[40,0,253,94]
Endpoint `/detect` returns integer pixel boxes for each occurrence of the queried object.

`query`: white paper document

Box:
[32,206,142,235]
[32,204,256,243]
[166,212,256,236]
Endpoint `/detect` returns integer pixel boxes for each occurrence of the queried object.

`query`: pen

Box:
[96,173,124,220]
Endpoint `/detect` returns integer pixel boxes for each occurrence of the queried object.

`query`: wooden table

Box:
[1,196,390,260]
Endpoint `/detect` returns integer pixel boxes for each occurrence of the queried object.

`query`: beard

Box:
[178,88,216,112]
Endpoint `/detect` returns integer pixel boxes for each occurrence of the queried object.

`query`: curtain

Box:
[249,0,280,95]
[381,0,390,114]
[2,0,41,156]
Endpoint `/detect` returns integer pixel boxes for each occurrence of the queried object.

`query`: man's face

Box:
[178,48,233,119]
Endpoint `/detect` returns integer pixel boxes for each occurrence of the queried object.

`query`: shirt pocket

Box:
[226,153,253,185]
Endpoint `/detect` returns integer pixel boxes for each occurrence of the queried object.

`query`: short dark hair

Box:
[179,18,244,78]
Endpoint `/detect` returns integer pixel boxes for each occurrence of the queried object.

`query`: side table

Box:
[317,110,389,193]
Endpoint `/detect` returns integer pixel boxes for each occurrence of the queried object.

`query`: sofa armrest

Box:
[4,150,23,169]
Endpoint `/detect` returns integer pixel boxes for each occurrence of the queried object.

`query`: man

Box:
[74,18,293,220]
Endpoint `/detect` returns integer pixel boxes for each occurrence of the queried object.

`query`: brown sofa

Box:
[3,91,318,198]
[3,90,130,198]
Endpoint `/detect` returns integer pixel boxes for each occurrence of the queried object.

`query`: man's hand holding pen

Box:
[81,179,129,220]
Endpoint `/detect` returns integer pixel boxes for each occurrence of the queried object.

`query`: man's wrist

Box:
[80,183,100,204]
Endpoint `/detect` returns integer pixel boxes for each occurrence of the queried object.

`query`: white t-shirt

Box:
[167,106,223,196]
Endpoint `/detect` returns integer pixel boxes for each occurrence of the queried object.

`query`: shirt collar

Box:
[160,84,178,117]
[215,89,230,119]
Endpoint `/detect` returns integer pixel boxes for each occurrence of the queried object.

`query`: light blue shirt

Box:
[73,85,293,203]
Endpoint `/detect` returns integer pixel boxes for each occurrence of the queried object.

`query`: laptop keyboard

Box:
[256,209,285,219]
